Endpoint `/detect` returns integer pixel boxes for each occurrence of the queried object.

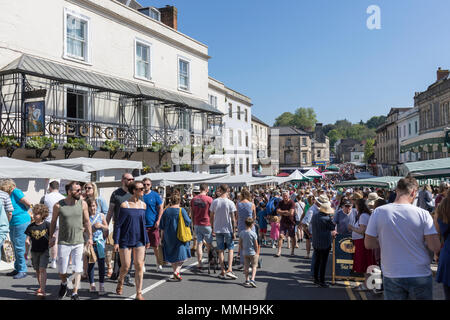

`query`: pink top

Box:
[270,222,280,240]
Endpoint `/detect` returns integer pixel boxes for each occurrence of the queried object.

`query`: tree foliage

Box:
[366,116,386,129]
[273,107,317,131]
[364,138,375,162]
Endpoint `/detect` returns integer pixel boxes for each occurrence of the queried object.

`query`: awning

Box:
[335,176,402,190]
[326,165,339,171]
[399,158,450,178]
[304,168,324,179]
[0,54,223,116]
[355,172,377,180]
[286,170,310,182]
[400,129,447,153]
[204,175,275,187]
[43,157,143,172]
[0,157,90,181]
[135,171,227,186]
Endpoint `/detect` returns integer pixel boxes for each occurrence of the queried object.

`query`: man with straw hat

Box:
[311,198,336,288]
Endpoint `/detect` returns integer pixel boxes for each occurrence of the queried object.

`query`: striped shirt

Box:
[0,190,13,213]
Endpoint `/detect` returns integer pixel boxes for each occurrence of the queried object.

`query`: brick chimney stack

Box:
[159,5,178,30]
[437,67,450,81]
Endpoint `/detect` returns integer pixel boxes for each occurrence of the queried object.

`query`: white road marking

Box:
[126,260,203,300]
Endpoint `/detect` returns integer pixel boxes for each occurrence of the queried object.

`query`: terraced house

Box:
[0,0,224,173]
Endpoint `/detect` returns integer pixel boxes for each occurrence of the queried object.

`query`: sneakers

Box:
[98,285,106,296]
[249,280,257,288]
[6,270,18,277]
[173,272,182,281]
[243,280,251,287]
[124,274,135,287]
[50,259,57,269]
[272,244,276,249]
[155,265,163,273]
[58,283,68,299]
[218,274,226,279]
[13,272,27,279]
[71,294,80,300]
[89,285,97,293]
[319,282,330,288]
[225,271,238,280]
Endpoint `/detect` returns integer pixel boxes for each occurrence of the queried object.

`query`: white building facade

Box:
[208,77,252,177]
[0,0,224,174]
[398,107,420,163]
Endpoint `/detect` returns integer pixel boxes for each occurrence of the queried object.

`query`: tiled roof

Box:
[251,115,269,127]
[270,126,309,136]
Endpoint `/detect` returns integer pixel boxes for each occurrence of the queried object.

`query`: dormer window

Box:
[149,8,161,21]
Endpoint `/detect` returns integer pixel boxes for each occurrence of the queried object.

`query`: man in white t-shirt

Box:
[365,177,441,300]
[40,181,65,269]
[210,184,238,280]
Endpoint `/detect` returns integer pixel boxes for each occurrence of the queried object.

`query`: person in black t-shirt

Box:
[25,204,50,298]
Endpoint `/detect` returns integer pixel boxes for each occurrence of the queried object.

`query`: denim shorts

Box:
[119,241,145,249]
[215,233,234,251]
[194,225,213,244]
[383,275,433,300]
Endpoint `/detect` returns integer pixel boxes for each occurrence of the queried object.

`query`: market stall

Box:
[43,157,143,202]
[334,176,402,190]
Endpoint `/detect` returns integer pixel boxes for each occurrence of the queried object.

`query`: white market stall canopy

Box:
[0,157,90,182]
[288,170,309,181]
[335,176,402,190]
[399,158,450,179]
[43,157,143,172]
[204,175,275,187]
[304,169,324,179]
[136,172,228,187]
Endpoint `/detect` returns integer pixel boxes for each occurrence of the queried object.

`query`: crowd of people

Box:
[0,173,449,300]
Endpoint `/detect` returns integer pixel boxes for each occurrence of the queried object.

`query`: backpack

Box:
[267,197,281,216]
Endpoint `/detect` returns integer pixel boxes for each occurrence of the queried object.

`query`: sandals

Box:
[116,278,124,295]
[135,292,145,300]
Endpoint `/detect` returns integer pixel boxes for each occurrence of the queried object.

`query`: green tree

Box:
[327,128,343,147]
[274,112,296,127]
[366,116,386,129]
[273,107,317,131]
[293,107,317,131]
[364,138,375,162]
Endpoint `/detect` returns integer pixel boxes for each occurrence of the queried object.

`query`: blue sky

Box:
[141,0,450,126]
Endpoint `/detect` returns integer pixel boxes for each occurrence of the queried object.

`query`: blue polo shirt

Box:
[143,191,162,228]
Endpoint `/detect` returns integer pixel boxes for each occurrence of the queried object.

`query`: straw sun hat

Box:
[366,192,383,207]
[319,202,335,214]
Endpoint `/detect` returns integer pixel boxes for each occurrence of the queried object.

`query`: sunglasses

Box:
[126,178,135,181]
[73,189,82,193]
[144,184,151,186]
[84,187,93,190]
[136,188,144,191]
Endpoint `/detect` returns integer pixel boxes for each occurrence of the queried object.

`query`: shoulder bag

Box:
[177,208,192,243]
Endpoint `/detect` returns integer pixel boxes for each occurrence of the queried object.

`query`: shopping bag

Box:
[110,251,121,280]
[1,237,15,263]
[176,208,192,243]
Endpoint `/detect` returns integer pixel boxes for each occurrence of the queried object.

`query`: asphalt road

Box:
[0,239,444,300]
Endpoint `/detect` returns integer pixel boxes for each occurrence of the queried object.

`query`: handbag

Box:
[110,251,121,280]
[1,236,15,263]
[176,208,192,243]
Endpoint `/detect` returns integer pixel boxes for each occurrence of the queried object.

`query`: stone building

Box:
[411,68,450,160]
[270,124,329,172]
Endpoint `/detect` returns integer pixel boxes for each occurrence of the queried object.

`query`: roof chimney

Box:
[158,5,178,30]
[437,67,449,81]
